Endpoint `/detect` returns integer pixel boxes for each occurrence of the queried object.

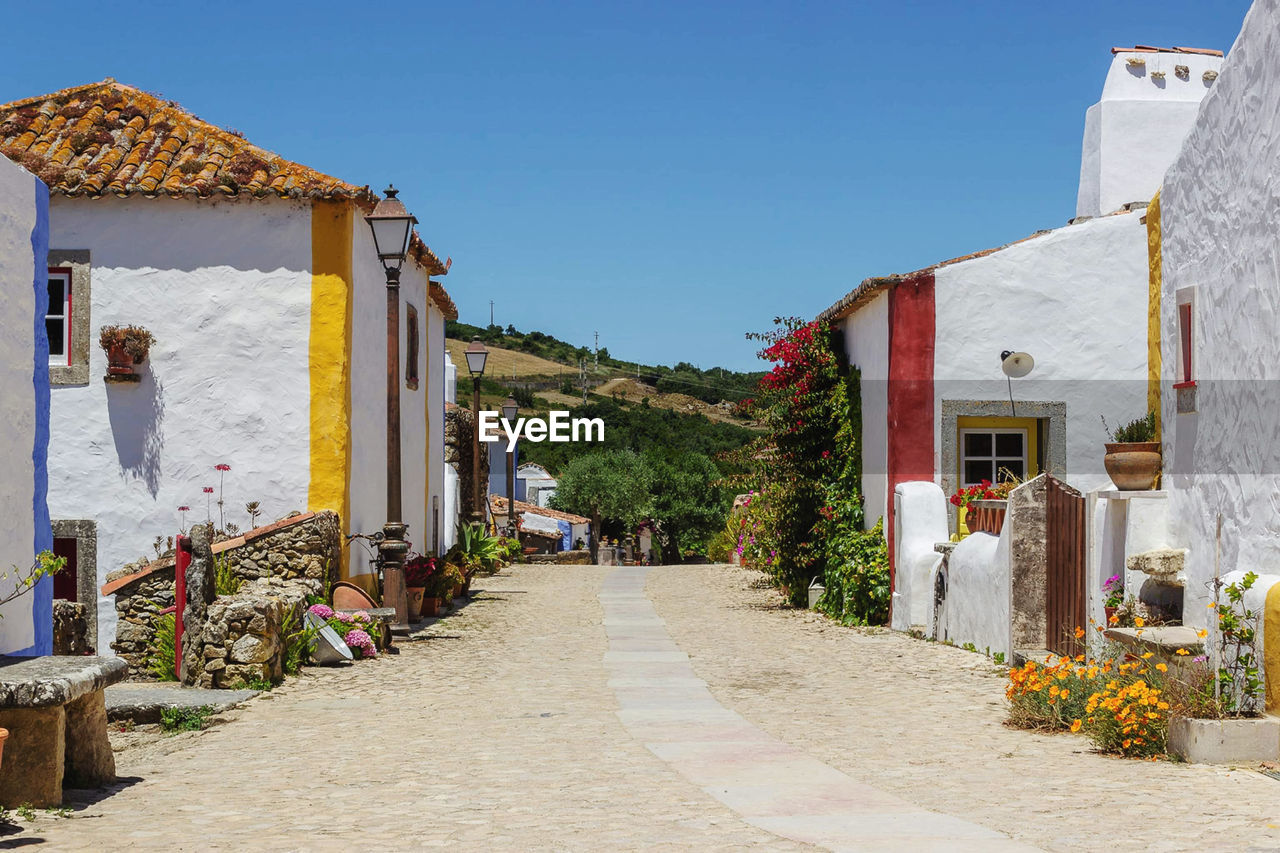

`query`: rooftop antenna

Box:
[1000,350,1035,417]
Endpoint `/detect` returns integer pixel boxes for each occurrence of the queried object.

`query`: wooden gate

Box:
[1045,475,1086,656]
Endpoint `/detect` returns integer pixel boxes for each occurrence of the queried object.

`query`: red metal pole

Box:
[174,536,192,680]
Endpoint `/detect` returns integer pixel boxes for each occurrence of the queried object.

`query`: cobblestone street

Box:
[13,563,1280,851]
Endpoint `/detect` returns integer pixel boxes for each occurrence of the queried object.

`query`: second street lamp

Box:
[501,395,518,535]
[465,336,489,523]
[365,185,417,631]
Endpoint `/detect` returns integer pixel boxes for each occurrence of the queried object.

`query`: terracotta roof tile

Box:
[0,79,452,277]
[1111,45,1223,57]
[489,495,589,525]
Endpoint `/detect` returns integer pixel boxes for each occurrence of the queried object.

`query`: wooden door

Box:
[1045,475,1085,656]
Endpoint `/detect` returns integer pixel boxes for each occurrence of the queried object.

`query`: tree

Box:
[645,451,726,562]
[550,450,651,561]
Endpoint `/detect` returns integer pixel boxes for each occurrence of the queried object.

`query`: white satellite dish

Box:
[1000,350,1035,379]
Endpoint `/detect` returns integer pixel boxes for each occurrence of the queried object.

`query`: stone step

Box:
[105,683,259,724]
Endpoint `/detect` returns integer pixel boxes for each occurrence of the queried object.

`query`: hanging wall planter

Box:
[99,324,155,382]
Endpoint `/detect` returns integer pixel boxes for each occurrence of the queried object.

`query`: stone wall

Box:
[216,511,341,587]
[107,562,176,679]
[52,600,92,656]
[104,511,340,682]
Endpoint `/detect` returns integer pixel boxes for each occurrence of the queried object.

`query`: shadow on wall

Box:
[106,368,164,496]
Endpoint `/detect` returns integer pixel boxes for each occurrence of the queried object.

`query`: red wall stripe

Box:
[885,271,936,617]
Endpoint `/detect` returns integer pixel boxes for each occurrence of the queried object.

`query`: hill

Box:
[446,320,763,405]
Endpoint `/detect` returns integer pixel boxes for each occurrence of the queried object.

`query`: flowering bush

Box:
[343,628,377,659]
[1102,574,1124,609]
[403,552,438,588]
[307,603,334,620]
[308,604,379,660]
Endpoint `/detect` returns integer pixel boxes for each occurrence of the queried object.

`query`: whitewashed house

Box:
[818,46,1223,645]
[0,80,457,651]
[0,153,52,655]
[1147,0,1280,709]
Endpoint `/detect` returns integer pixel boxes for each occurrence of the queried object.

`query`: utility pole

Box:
[594,331,599,371]
[489,300,494,327]
[580,358,587,403]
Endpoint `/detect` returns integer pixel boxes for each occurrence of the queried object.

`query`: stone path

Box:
[12,563,1280,851]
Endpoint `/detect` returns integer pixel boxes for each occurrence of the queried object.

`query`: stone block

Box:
[229,634,274,664]
[1168,716,1280,764]
[1126,548,1187,580]
[62,689,115,789]
[0,705,65,807]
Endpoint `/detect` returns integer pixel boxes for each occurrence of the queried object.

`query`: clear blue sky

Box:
[3,1,1252,371]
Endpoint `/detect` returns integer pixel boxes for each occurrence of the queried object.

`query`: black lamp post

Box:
[464,336,489,523]
[501,395,518,535]
[365,185,417,630]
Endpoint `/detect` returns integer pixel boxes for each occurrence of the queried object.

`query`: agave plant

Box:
[455,523,503,576]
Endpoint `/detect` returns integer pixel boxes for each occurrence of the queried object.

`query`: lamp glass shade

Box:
[464,337,489,376]
[365,186,417,267]
[501,397,518,421]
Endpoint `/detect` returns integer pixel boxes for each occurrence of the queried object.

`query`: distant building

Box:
[0,80,457,650]
[516,463,558,507]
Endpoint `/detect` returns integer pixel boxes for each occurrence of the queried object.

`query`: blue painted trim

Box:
[23,176,52,657]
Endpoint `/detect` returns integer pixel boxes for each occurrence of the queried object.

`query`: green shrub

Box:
[214,553,242,597]
[160,705,214,733]
[281,607,318,676]
[1102,411,1157,443]
[145,611,178,682]
[816,519,890,626]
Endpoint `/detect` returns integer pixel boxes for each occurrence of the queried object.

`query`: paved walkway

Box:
[12,563,1280,851]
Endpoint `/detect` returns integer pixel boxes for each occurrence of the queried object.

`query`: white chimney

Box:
[1076,47,1223,219]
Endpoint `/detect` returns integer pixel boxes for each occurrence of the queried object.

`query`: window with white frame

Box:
[959,429,1026,486]
[47,269,71,365]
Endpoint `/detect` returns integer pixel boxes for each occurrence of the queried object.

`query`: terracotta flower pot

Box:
[965,499,1008,536]
[1104,606,1117,625]
[1104,442,1161,491]
[0,727,7,770]
[422,596,441,617]
[106,343,135,375]
[406,587,425,621]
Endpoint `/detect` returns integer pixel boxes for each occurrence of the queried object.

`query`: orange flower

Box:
[1108,614,1120,625]
[1134,617,1145,628]
[1196,629,1208,639]
[1175,648,1190,656]
[1070,719,1082,733]
[1074,627,1085,639]
[1155,663,1168,672]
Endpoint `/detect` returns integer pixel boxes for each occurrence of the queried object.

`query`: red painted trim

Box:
[1172,380,1197,390]
[885,271,936,619]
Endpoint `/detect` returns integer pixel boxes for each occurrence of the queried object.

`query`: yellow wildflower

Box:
[1155,663,1168,672]
[1070,719,1082,733]
[1134,617,1145,628]
[1175,648,1190,656]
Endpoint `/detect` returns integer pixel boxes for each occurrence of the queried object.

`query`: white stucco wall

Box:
[840,290,890,528]
[1076,50,1223,218]
[933,212,1151,494]
[0,158,46,654]
[47,196,314,650]
[891,481,947,631]
[1160,0,1280,630]
[933,528,1011,659]
[347,226,442,574]
[427,304,447,552]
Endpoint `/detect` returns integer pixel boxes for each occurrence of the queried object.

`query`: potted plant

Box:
[99,324,156,375]
[426,562,464,611]
[1102,574,1123,624]
[403,552,436,621]
[948,480,1013,537]
[1101,412,1160,490]
[1168,573,1280,763]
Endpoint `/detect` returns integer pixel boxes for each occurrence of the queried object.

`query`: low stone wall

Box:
[191,578,310,689]
[106,563,176,678]
[103,511,340,682]
[53,600,92,656]
[217,511,341,587]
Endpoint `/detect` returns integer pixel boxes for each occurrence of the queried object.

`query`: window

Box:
[959,428,1026,486]
[405,304,420,390]
[47,269,71,365]
[1175,287,1196,413]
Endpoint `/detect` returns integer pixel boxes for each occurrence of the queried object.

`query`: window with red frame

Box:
[1176,302,1194,386]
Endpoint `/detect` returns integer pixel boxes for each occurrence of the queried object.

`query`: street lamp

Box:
[465,336,489,523]
[365,185,418,631]
[501,395,518,535]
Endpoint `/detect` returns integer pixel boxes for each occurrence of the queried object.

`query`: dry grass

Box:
[445,339,573,379]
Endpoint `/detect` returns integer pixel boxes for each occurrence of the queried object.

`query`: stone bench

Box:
[0,655,127,807]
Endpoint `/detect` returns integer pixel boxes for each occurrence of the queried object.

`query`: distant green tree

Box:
[645,451,727,562]
[550,450,651,561]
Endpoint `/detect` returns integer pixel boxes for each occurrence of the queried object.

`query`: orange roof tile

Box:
[0,79,451,277]
[1111,45,1223,57]
[489,495,589,525]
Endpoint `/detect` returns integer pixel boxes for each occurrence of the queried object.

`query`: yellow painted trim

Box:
[1266,581,1280,712]
[1147,191,1163,441]
[308,200,354,580]
[955,416,1041,535]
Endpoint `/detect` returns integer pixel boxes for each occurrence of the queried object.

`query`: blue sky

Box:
[2,1,1252,371]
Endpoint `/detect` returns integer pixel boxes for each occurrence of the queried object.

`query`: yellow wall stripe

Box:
[309,200,354,576]
[1146,191,1163,440]
[1267,582,1280,712]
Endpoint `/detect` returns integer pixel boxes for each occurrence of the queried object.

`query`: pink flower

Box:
[308,604,334,620]
[336,612,355,624]
[215,464,231,472]
[202,486,214,494]
[353,610,370,621]
[178,505,190,512]
[343,628,376,658]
